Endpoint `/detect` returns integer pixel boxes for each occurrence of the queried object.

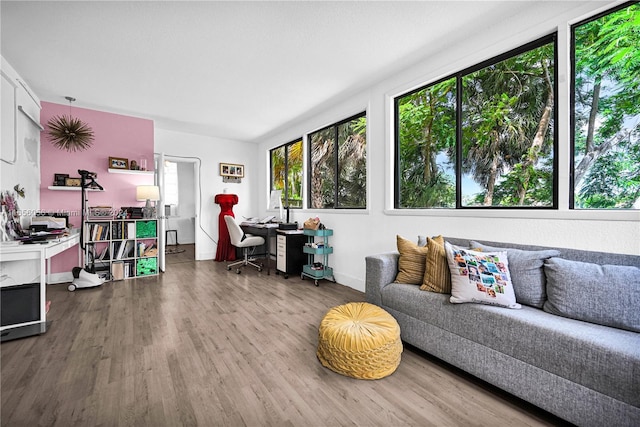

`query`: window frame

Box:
[307,111,367,209]
[394,33,558,210]
[269,137,303,209]
[569,1,639,210]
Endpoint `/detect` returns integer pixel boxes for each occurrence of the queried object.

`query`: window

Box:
[270,139,303,208]
[572,2,640,209]
[308,113,367,209]
[164,160,179,206]
[396,35,557,208]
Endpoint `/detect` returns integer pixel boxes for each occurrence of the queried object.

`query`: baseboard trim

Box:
[47,272,73,284]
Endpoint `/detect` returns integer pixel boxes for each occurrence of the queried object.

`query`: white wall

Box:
[1,56,41,224]
[154,128,257,261]
[257,1,640,292]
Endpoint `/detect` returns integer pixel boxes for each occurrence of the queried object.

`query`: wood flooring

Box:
[1,252,570,426]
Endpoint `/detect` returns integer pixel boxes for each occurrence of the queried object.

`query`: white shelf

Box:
[47,186,104,191]
[108,168,154,175]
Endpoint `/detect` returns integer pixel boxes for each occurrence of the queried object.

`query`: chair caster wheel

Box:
[236,269,241,274]
[258,267,262,272]
[227,266,231,271]
[68,284,76,292]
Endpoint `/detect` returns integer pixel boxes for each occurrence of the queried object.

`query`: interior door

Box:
[155,152,166,272]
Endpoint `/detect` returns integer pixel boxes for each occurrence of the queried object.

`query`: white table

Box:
[0,232,80,341]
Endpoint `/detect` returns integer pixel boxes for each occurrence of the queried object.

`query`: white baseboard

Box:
[47,272,73,284]
[196,251,214,261]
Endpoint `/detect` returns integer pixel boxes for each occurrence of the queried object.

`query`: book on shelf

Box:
[98,245,110,261]
[127,222,135,239]
[124,240,135,258]
[112,261,124,281]
[116,240,128,259]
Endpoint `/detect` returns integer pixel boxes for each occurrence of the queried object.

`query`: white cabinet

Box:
[0,233,80,341]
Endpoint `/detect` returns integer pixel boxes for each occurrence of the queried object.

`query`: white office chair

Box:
[224,215,265,273]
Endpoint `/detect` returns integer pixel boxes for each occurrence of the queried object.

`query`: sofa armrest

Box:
[365,252,400,306]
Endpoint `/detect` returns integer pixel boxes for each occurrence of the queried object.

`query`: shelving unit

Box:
[47,186,103,191]
[301,228,335,286]
[107,168,153,175]
[84,219,158,281]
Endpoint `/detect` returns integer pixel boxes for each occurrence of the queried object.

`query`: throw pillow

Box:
[445,242,521,309]
[420,236,450,293]
[470,241,560,308]
[543,257,640,332]
[394,235,429,285]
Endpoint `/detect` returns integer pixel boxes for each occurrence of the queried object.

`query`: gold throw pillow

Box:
[421,236,451,293]
[394,235,429,285]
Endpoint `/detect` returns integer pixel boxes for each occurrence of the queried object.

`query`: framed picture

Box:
[220,162,244,178]
[65,177,82,187]
[54,173,69,186]
[109,157,129,169]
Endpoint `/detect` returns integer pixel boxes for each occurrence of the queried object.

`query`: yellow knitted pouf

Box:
[317,302,402,380]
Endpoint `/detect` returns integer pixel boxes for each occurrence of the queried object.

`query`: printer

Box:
[31,216,67,231]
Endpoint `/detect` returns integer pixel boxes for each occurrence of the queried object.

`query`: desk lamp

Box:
[136,185,160,219]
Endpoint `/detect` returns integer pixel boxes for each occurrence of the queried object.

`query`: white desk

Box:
[0,232,80,341]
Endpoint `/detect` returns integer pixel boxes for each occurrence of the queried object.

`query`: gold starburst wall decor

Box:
[46,96,94,152]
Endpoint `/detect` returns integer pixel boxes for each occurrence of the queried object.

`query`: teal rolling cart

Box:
[301,228,335,286]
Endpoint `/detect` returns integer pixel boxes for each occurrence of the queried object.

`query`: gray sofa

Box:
[365,237,640,427]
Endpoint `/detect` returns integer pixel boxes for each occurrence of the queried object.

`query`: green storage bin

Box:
[136,257,157,276]
[136,221,157,239]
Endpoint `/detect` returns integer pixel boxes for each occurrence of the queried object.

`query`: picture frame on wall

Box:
[220,162,244,178]
[54,173,69,186]
[109,156,129,169]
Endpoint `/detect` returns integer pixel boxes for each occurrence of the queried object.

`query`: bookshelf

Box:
[84,219,158,280]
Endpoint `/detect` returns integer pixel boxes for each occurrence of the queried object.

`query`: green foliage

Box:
[576,139,640,208]
[397,78,456,208]
[270,141,303,208]
[309,115,366,209]
[574,3,640,209]
[397,40,555,208]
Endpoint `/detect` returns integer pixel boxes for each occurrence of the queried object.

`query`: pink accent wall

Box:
[40,102,154,274]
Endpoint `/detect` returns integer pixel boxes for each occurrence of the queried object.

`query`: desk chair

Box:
[224,215,265,273]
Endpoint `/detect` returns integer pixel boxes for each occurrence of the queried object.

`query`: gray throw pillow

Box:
[543,257,640,332]
[470,241,560,308]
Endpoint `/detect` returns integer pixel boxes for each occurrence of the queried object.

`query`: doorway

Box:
[155,153,200,271]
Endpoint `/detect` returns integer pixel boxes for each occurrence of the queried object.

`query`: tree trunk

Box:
[574,76,603,192]
[586,76,601,154]
[517,62,554,204]
[574,137,616,190]
[483,155,499,205]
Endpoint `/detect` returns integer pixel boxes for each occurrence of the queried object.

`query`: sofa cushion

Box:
[379,282,640,408]
[394,235,429,285]
[543,257,640,333]
[420,236,450,293]
[471,241,560,308]
[445,242,520,309]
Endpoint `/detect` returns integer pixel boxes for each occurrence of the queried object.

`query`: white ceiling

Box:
[1,1,590,143]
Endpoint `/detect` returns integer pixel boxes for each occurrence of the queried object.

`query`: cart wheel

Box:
[301,273,305,280]
[68,284,76,292]
[236,269,241,274]
[314,280,319,286]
